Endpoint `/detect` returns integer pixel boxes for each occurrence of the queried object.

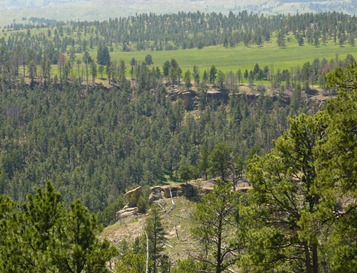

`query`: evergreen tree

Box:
[145,54,154,66]
[90,61,97,83]
[198,147,210,180]
[244,113,328,273]
[317,64,357,271]
[209,143,232,181]
[97,44,111,66]
[192,180,241,273]
[209,65,217,84]
[193,65,200,86]
[82,51,92,84]
[53,199,117,273]
[0,182,117,273]
[184,70,192,89]
[145,206,167,273]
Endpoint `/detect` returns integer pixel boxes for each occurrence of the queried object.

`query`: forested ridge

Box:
[5,11,357,52]
[0,80,305,212]
[1,11,357,97]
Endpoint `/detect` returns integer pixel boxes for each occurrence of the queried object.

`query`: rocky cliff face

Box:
[116,181,211,219]
[148,183,196,203]
[116,179,252,220]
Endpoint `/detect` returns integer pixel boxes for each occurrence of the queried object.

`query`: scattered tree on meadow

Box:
[90,61,97,84]
[209,65,217,84]
[83,51,92,84]
[97,44,111,66]
[184,70,192,89]
[145,54,154,66]
[193,65,200,86]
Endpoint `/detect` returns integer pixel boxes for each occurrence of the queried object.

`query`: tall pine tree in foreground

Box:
[0,181,117,273]
[243,63,357,273]
[244,113,327,273]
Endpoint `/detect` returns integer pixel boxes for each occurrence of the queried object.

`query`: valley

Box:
[0,5,356,273]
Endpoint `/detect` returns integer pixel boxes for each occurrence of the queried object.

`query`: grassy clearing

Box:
[108,38,357,74]
[22,29,357,82]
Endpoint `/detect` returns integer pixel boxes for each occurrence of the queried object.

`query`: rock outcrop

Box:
[117,186,143,219]
[178,90,197,110]
[149,186,164,203]
[116,180,252,220]
[148,183,197,203]
[116,206,138,219]
[124,186,142,207]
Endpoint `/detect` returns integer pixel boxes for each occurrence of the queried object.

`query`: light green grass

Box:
[29,31,357,81]
[109,39,357,74]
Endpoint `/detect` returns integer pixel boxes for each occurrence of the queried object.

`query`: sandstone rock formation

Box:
[148,186,164,203]
[124,186,142,207]
[149,183,196,203]
[116,186,143,219]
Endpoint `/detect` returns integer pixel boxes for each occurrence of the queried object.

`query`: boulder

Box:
[149,186,164,203]
[116,206,139,219]
[124,186,142,207]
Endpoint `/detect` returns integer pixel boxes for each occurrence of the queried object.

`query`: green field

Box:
[6,25,357,79]
[107,38,357,75]
[44,34,357,81]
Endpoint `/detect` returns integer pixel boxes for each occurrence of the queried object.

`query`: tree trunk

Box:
[145,231,149,273]
[303,241,313,273]
[216,215,223,273]
[312,243,319,273]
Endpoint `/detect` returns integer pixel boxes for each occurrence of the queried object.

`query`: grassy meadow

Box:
[107,37,357,75]
[14,26,357,81]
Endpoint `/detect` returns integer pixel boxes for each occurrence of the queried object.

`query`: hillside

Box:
[102,179,251,264]
[2,11,356,211]
[102,195,198,263]
[0,6,356,271]
[1,0,357,25]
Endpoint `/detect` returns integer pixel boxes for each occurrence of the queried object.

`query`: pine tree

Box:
[192,180,241,273]
[52,199,117,273]
[209,143,232,181]
[0,182,117,273]
[145,206,167,273]
[209,65,217,84]
[97,44,111,66]
[244,113,328,273]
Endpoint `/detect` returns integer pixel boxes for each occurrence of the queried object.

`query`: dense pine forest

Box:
[6,11,357,50]
[0,71,306,212]
[0,9,356,273]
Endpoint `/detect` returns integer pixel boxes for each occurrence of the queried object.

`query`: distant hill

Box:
[0,0,90,9]
[263,0,357,14]
[1,0,357,25]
